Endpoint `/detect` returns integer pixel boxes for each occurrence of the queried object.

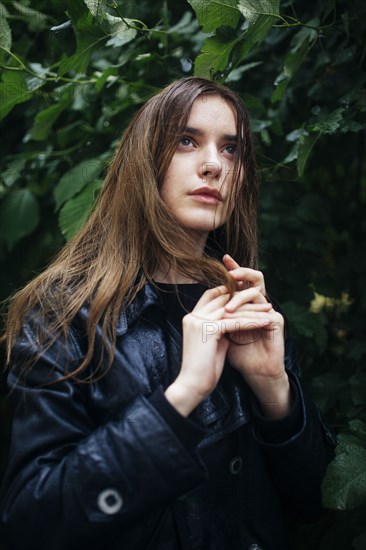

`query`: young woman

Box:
[0,77,337,550]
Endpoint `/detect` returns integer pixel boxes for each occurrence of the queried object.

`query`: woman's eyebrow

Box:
[223,133,238,142]
[184,126,238,141]
[184,126,203,136]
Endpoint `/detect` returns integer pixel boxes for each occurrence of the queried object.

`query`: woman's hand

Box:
[165,284,273,417]
[222,255,291,419]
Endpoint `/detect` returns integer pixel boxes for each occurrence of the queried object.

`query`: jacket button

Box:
[247,545,262,550]
[228,456,243,475]
[97,488,123,515]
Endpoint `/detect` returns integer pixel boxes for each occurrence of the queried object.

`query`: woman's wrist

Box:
[164,380,203,417]
[249,371,292,420]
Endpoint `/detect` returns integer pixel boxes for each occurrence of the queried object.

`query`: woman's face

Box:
[159,94,239,242]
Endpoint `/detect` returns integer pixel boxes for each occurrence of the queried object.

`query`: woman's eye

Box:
[180,137,193,147]
[225,144,237,155]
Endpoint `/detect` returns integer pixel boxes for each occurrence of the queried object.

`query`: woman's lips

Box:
[190,193,221,205]
[189,187,223,204]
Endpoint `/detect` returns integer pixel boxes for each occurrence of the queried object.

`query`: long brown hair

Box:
[3,77,259,380]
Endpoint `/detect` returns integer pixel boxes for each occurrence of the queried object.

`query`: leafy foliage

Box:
[323,420,366,511]
[0,0,365,547]
[187,0,240,32]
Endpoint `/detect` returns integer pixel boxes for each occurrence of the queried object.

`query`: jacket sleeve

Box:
[250,325,338,521]
[0,319,206,550]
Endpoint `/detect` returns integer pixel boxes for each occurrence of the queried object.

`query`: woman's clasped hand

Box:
[166,254,289,420]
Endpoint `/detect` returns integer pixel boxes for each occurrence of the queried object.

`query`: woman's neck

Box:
[153,233,208,284]
[153,269,197,284]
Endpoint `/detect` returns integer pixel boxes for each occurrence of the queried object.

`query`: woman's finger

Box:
[225,302,272,313]
[194,285,229,309]
[223,302,272,315]
[222,254,240,270]
[223,254,266,295]
[190,286,234,319]
[224,287,268,312]
[227,267,266,294]
[222,310,284,336]
[219,316,273,334]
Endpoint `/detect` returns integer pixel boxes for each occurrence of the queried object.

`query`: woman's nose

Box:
[198,147,222,181]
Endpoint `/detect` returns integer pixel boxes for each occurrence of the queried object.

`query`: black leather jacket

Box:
[0,283,337,550]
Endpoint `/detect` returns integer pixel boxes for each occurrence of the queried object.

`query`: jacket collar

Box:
[116,283,162,336]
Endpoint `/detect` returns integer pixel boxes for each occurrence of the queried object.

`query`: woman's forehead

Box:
[186,94,237,132]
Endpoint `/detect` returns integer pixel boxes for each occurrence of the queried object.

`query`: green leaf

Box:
[50,21,77,57]
[322,0,336,23]
[168,11,198,34]
[187,0,240,33]
[297,132,320,176]
[194,29,239,78]
[0,14,11,54]
[323,427,366,510]
[251,118,271,132]
[67,0,88,21]
[0,71,32,121]
[0,3,9,17]
[12,1,49,31]
[54,120,88,149]
[58,12,106,76]
[28,93,72,141]
[340,119,366,133]
[25,62,49,92]
[281,300,327,349]
[54,159,104,210]
[272,37,311,103]
[236,0,280,60]
[95,66,119,92]
[83,0,108,20]
[59,179,101,240]
[241,93,266,112]
[349,420,366,439]
[105,15,137,48]
[282,128,320,175]
[1,158,27,187]
[238,0,279,24]
[226,61,262,82]
[0,189,39,249]
[309,108,345,134]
